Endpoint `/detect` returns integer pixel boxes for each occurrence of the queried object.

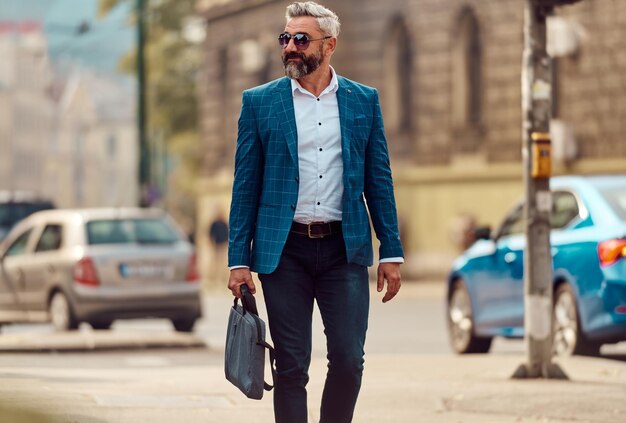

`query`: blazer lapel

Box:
[337,77,354,169]
[272,78,298,167]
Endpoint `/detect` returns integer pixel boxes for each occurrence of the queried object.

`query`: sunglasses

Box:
[278,32,331,50]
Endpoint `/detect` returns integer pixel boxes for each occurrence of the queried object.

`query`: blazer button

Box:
[291,204,296,210]
[295,176,299,183]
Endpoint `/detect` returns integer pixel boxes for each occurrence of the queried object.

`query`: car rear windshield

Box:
[600,187,626,221]
[86,218,181,245]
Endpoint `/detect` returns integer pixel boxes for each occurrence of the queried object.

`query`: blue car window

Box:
[600,187,626,221]
[499,204,524,237]
[551,191,580,229]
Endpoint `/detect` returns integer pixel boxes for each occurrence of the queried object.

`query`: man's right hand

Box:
[228,268,256,298]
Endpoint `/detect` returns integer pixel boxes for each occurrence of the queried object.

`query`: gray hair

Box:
[285,2,341,38]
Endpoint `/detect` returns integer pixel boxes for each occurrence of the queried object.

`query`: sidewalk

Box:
[1,352,624,423]
[1,282,625,422]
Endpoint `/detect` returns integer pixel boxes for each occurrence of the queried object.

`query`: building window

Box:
[451,7,482,130]
[383,15,413,158]
[107,134,117,159]
[217,46,228,105]
[217,46,230,162]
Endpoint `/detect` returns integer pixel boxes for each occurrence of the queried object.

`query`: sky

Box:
[0,0,134,74]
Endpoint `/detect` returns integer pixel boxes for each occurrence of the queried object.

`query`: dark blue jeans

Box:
[259,231,369,423]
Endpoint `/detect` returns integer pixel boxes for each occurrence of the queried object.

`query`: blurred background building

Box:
[0,0,138,208]
[0,20,54,195]
[195,0,626,279]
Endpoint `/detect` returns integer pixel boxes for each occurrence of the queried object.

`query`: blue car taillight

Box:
[598,239,626,267]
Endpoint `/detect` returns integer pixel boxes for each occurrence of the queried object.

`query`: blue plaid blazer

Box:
[228,76,404,274]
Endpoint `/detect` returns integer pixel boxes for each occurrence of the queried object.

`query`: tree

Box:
[99,0,203,224]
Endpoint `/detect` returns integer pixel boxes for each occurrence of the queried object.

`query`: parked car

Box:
[0,191,54,242]
[447,175,626,356]
[0,208,201,332]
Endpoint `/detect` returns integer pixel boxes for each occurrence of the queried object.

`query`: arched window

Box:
[383,15,413,138]
[451,7,482,130]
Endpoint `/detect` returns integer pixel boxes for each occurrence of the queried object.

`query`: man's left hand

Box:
[377,262,401,303]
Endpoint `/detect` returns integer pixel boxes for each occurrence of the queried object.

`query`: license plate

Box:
[118,263,174,279]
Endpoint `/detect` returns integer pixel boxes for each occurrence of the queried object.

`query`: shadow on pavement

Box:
[601,353,626,362]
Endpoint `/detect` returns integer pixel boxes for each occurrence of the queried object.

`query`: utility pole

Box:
[137,0,150,206]
[512,0,582,380]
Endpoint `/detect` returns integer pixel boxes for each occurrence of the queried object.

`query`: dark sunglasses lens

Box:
[293,33,309,47]
[278,33,290,46]
[278,33,310,48]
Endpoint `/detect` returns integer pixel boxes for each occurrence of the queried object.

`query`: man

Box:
[228,2,404,422]
[208,208,229,284]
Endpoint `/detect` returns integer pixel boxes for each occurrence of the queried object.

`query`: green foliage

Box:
[97,0,120,17]
[99,0,203,217]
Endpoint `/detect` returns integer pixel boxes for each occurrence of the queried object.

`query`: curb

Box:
[0,331,207,353]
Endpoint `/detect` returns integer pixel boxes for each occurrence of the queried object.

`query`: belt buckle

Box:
[307,223,325,239]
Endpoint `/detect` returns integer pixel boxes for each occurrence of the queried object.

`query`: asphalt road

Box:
[1,281,623,363]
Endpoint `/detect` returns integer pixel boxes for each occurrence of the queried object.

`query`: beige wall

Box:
[197,156,626,282]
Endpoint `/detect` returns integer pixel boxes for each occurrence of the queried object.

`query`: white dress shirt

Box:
[291,68,343,224]
[290,68,403,265]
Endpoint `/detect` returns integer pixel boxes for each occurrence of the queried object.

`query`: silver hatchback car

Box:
[0,208,201,332]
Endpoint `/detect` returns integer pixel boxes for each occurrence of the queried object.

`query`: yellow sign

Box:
[531,132,552,179]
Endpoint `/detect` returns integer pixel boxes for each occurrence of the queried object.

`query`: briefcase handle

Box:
[239,284,259,316]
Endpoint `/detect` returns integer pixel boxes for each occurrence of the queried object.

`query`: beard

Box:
[282,44,324,79]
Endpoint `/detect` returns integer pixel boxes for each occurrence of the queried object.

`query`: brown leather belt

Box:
[291,221,342,238]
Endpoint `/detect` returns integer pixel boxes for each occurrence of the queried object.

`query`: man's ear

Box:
[325,37,337,57]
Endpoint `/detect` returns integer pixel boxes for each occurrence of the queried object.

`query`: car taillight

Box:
[185,253,199,283]
[598,239,626,267]
[74,257,100,286]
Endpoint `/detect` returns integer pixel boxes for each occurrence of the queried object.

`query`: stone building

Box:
[0,19,138,210]
[196,0,626,279]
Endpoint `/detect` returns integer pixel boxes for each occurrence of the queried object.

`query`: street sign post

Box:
[512,0,583,379]
[137,0,151,207]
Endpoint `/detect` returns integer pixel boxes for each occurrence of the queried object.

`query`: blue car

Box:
[447,175,626,356]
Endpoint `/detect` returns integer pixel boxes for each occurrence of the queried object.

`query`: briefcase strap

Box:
[258,338,277,391]
[250,313,276,391]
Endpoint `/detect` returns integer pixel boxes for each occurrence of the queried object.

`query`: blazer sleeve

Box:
[363,89,404,260]
[228,90,264,267]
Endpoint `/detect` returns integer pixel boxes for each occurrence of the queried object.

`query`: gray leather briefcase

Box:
[224,285,276,400]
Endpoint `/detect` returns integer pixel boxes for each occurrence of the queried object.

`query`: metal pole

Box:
[512,0,567,380]
[137,0,150,206]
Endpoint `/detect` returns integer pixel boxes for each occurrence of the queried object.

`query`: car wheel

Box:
[447,280,492,354]
[553,284,600,356]
[90,321,112,330]
[171,317,196,333]
[49,291,78,331]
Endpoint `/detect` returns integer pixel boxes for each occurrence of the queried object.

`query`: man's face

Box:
[281,16,330,79]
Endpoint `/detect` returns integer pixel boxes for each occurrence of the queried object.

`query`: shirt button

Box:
[318,122,321,126]
[317,202,320,205]
[319,148,323,152]
[317,98,320,101]
[319,175,323,179]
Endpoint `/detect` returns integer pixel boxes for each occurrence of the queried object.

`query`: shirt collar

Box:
[291,66,339,97]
